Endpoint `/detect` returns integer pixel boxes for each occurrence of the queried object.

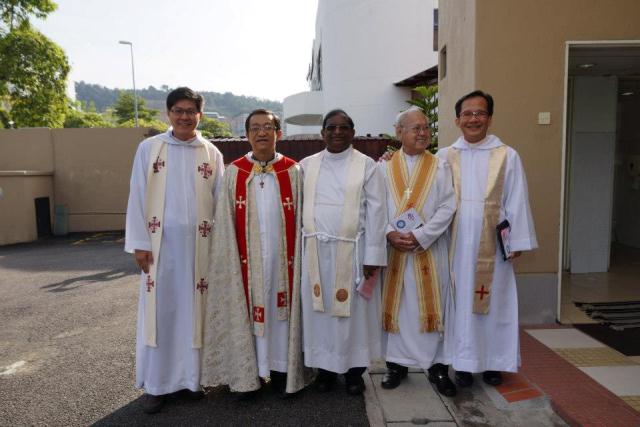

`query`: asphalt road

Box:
[0,233,368,426]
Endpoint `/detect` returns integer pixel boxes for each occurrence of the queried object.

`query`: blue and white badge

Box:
[396,219,406,229]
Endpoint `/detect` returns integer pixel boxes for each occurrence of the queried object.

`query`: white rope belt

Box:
[302,230,364,284]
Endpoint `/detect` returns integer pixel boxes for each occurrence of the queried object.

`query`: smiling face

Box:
[321,113,355,153]
[397,110,431,156]
[247,113,281,160]
[167,99,202,141]
[455,96,493,143]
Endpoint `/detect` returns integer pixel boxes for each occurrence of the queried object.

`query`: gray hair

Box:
[394,106,427,127]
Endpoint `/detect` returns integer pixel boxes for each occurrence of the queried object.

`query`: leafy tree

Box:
[198,116,232,139]
[63,108,111,128]
[0,26,69,127]
[119,117,168,134]
[0,0,57,31]
[113,91,158,125]
[406,85,438,153]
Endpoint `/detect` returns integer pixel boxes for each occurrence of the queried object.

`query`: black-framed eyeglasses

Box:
[249,124,277,133]
[170,108,199,117]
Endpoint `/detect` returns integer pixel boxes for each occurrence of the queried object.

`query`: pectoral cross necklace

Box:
[251,154,275,189]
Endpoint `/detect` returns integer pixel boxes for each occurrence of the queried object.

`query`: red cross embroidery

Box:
[288,256,293,267]
[146,275,154,292]
[196,278,208,294]
[198,162,213,179]
[421,265,430,276]
[148,217,161,233]
[475,285,489,300]
[153,157,165,173]
[253,306,264,322]
[198,220,212,237]
[277,292,287,308]
[282,196,293,211]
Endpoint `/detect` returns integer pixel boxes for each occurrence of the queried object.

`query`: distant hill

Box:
[74,81,283,119]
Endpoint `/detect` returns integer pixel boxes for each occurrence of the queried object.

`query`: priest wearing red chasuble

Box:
[201,109,304,397]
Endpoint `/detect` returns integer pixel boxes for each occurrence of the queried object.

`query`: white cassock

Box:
[380,153,456,369]
[125,132,223,395]
[300,147,387,374]
[437,135,537,373]
[248,154,290,377]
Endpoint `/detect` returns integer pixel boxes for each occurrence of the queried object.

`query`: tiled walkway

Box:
[522,325,640,426]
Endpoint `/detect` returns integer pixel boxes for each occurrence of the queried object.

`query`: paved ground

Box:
[1,233,571,426]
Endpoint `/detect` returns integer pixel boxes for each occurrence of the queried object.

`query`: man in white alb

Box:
[201,109,304,398]
[125,87,224,414]
[300,109,387,395]
[379,106,457,397]
[437,90,538,387]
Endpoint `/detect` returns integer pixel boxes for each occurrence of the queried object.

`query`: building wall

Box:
[50,128,148,232]
[311,0,438,135]
[0,128,54,171]
[440,0,640,275]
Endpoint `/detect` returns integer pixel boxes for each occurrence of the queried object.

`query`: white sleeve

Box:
[124,142,152,253]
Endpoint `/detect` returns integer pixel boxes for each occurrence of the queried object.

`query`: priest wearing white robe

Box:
[125,87,224,414]
[437,90,538,387]
[379,107,457,397]
[300,109,387,396]
[201,109,304,398]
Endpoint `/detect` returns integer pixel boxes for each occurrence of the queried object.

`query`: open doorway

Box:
[561,44,640,333]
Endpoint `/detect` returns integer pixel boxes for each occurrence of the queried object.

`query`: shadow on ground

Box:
[94,384,368,427]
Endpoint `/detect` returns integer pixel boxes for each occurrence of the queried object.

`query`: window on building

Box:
[433,9,438,51]
[439,46,447,80]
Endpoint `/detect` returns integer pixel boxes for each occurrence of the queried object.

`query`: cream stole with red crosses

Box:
[447,146,507,314]
[144,138,217,348]
[382,150,442,333]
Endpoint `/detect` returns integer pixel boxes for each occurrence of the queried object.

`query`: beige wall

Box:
[0,174,53,245]
[0,127,149,244]
[440,0,640,274]
[438,0,477,147]
[0,128,54,172]
[50,128,148,232]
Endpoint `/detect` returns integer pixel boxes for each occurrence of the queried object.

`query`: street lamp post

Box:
[118,40,139,127]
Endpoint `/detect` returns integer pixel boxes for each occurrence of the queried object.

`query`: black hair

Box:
[245,109,282,133]
[166,87,204,112]
[454,90,494,117]
[322,109,354,129]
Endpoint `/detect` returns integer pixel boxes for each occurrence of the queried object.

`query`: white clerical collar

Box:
[164,128,204,147]
[245,151,282,165]
[324,145,352,160]
[452,134,503,150]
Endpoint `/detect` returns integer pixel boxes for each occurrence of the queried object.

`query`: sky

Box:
[33,0,319,102]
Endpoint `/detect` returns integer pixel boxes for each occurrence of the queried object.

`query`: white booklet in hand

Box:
[392,207,424,231]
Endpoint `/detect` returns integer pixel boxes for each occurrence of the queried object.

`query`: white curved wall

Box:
[315,0,437,135]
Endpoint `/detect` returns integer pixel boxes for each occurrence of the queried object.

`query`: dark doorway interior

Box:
[34,197,52,237]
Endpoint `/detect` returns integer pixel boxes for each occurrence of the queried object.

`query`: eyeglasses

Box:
[248,124,277,133]
[460,110,489,119]
[170,108,199,117]
[404,125,431,134]
[324,124,352,132]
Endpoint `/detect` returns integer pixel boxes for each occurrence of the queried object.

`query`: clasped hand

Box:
[387,231,420,252]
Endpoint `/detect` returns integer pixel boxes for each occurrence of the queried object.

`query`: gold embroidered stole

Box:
[382,151,441,333]
[448,146,508,314]
[144,138,217,348]
[302,149,367,317]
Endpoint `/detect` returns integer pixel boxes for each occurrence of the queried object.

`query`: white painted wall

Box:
[567,76,618,273]
[287,0,438,136]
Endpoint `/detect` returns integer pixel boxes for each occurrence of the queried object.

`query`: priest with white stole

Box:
[379,106,457,397]
[437,90,538,388]
[201,109,304,399]
[125,87,224,414]
[300,109,387,396]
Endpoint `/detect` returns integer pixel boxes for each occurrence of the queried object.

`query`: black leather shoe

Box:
[381,365,408,389]
[455,370,474,387]
[482,370,502,386]
[345,375,365,395]
[428,364,457,397]
[184,390,204,400]
[141,394,164,414]
[314,370,336,392]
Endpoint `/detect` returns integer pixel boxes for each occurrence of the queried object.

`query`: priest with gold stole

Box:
[125,87,224,414]
[437,91,538,388]
[379,107,457,397]
[300,109,387,396]
[201,109,304,398]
